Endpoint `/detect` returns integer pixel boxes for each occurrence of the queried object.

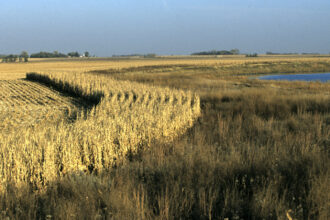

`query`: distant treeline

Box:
[30,51,69,58]
[266,52,324,55]
[112,54,142,57]
[266,52,299,55]
[246,53,258,57]
[1,51,29,62]
[30,51,90,58]
[301,52,321,55]
[192,49,240,56]
[112,53,157,58]
[1,51,91,62]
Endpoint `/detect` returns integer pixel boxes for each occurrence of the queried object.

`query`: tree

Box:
[230,49,240,55]
[192,49,240,56]
[68,52,80,57]
[20,51,29,62]
[6,54,18,62]
[144,53,156,58]
[84,51,89,57]
[30,51,67,58]
[246,53,258,57]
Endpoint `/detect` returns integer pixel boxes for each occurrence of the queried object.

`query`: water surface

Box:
[258,73,330,82]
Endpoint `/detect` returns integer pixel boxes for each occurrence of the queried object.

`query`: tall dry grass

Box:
[1,86,328,219]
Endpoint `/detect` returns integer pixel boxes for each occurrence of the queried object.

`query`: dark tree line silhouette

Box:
[192,49,240,56]
[1,51,29,62]
[1,51,91,62]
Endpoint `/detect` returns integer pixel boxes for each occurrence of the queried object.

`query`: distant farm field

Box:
[1,55,330,80]
[0,56,329,219]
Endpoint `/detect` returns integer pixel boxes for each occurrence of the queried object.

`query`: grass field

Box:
[0,56,329,219]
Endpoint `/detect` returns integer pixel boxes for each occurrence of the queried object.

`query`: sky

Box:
[1,0,330,56]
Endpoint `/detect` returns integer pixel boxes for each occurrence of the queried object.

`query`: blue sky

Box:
[1,0,330,56]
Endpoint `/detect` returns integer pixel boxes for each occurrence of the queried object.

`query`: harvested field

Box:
[0,80,85,131]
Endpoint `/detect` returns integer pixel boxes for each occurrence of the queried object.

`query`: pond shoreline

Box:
[256,72,330,82]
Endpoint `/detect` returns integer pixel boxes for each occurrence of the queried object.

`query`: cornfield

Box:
[0,72,200,192]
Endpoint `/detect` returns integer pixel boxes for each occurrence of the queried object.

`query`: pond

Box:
[258,73,330,82]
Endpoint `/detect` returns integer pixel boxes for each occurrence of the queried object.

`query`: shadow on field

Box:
[25,73,104,121]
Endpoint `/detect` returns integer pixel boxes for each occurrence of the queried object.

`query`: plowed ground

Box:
[0,80,85,131]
